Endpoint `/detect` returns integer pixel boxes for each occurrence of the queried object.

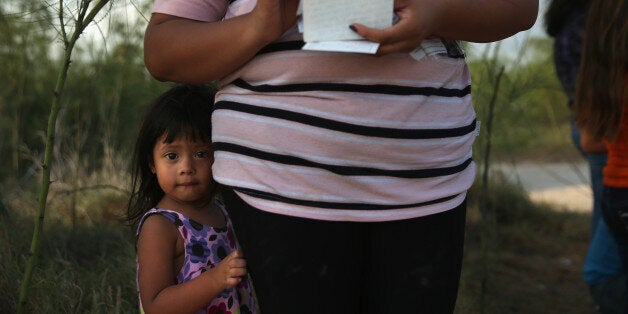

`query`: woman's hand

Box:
[349,0,442,55]
[144,0,300,83]
[252,0,300,43]
[349,0,538,56]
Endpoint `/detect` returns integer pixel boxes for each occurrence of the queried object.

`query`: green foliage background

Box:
[0,1,591,313]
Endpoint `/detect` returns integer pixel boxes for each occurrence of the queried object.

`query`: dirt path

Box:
[491,161,593,213]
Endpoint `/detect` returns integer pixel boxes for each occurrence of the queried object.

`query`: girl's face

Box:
[151,133,214,210]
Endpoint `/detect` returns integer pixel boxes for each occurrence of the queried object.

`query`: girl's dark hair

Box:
[574,0,627,141]
[126,84,217,228]
[544,0,590,37]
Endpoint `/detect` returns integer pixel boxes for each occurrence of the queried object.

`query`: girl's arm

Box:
[143,0,299,84]
[137,215,247,314]
[351,0,539,55]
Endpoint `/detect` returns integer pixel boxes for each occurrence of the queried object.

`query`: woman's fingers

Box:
[350,22,422,55]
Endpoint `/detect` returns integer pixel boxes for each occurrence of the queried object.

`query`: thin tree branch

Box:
[479,65,505,314]
[17,1,111,312]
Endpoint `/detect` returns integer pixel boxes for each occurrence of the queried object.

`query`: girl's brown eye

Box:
[196,151,209,158]
[165,153,177,160]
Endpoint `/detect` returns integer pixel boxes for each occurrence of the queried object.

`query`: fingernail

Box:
[349,25,357,32]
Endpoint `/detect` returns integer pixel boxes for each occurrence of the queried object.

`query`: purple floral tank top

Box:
[136,199,257,314]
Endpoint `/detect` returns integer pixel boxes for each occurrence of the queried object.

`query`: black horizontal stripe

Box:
[232,78,471,98]
[214,101,476,139]
[257,41,305,55]
[256,40,465,59]
[230,185,461,210]
[214,142,472,179]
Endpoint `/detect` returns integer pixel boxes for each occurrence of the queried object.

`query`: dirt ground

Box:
[455,162,599,313]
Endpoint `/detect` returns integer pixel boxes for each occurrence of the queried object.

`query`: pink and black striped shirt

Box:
[152,0,478,222]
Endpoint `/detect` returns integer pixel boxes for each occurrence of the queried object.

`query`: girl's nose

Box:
[179,157,195,174]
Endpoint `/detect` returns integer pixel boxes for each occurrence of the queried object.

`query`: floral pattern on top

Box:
[136,198,257,314]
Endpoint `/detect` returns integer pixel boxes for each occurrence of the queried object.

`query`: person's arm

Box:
[351,0,539,55]
[144,0,300,84]
[580,128,607,154]
[137,215,247,314]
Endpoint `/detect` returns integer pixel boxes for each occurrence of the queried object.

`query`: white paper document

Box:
[300,0,393,54]
[302,41,380,54]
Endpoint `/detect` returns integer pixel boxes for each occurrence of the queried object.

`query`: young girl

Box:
[127,84,257,314]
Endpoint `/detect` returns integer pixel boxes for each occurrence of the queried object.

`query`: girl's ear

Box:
[149,158,156,174]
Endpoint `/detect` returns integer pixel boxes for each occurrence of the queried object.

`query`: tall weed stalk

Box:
[478,65,505,313]
[17,1,111,312]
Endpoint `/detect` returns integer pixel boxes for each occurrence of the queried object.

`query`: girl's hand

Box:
[215,250,248,289]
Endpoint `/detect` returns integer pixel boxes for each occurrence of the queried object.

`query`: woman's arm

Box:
[144,0,299,83]
[351,0,539,55]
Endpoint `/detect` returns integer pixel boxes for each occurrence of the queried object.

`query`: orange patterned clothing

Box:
[603,78,628,187]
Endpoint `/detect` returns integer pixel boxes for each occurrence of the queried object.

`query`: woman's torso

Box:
[153,0,478,222]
